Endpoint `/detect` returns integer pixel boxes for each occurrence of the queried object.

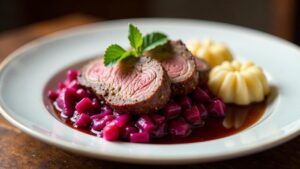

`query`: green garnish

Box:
[128,24,143,54]
[104,23,168,66]
[142,32,168,51]
[103,44,126,66]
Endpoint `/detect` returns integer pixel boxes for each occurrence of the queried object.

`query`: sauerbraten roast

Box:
[145,40,200,95]
[194,57,210,86]
[78,56,171,114]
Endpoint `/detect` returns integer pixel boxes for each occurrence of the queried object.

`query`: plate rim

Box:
[0,18,300,164]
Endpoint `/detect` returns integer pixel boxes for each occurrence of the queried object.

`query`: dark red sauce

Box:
[43,59,267,144]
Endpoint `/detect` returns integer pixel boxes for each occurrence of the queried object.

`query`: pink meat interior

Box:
[161,55,192,83]
[85,59,160,103]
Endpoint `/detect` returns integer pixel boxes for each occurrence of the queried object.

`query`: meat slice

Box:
[145,40,199,95]
[194,57,210,86]
[78,57,171,114]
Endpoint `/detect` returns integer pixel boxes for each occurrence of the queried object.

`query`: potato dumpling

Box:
[209,60,270,105]
[186,38,233,67]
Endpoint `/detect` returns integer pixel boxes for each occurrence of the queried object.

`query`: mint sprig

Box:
[142,32,168,51]
[103,23,168,66]
[104,44,126,66]
[128,24,143,54]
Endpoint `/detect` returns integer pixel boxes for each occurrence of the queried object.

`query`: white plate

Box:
[0,19,299,164]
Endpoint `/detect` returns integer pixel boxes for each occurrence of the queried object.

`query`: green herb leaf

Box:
[142,32,168,51]
[104,44,126,66]
[128,24,143,52]
[118,50,137,62]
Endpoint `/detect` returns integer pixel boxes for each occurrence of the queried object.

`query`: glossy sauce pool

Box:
[43,60,267,144]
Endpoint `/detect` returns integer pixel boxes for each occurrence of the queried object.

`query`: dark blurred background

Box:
[0,0,299,44]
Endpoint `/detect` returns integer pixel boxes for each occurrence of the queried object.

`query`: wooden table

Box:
[0,14,299,169]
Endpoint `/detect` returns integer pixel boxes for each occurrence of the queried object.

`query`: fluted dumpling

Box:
[186,38,233,67]
[209,60,270,105]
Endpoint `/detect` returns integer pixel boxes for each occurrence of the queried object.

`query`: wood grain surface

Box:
[0,14,299,169]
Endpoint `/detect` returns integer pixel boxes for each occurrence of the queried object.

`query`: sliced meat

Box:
[194,57,210,86]
[78,56,171,114]
[145,40,199,95]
